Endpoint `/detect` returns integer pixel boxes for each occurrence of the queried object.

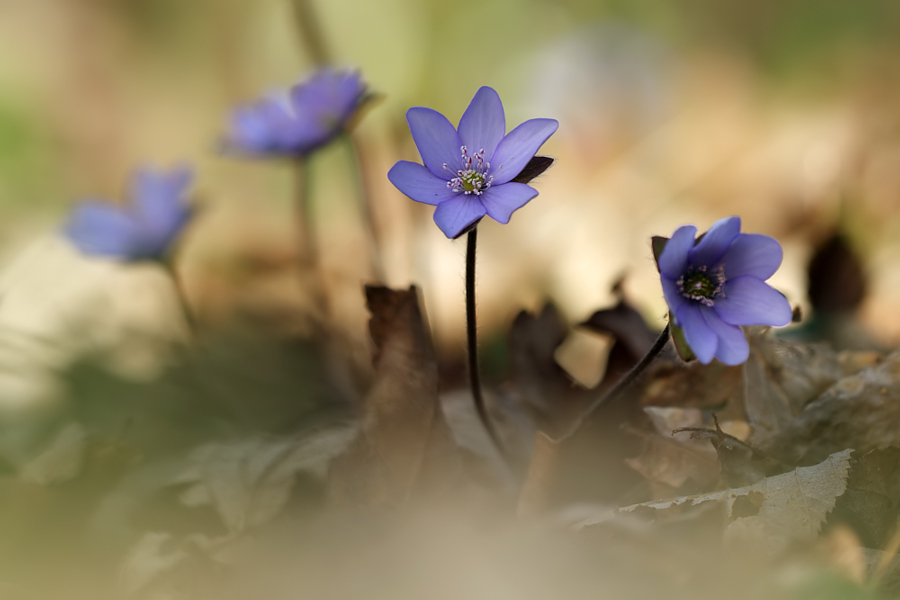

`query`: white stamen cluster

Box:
[677,264,726,307]
[444,146,493,196]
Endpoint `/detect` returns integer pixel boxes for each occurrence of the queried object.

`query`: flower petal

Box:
[714,276,792,326]
[458,87,505,161]
[658,225,697,279]
[719,233,783,280]
[700,306,749,365]
[291,69,364,126]
[65,203,143,259]
[388,161,459,206]
[675,304,717,364]
[480,182,538,224]
[661,276,687,315]
[229,105,276,154]
[488,118,559,185]
[406,107,463,179]
[133,167,193,232]
[432,195,487,239]
[688,216,741,267]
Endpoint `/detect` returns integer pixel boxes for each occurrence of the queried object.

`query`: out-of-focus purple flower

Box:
[387,86,558,238]
[657,216,792,366]
[65,166,194,262]
[226,69,367,157]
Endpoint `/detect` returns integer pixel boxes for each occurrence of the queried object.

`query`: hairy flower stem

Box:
[162,259,196,337]
[292,0,331,66]
[466,228,506,459]
[293,158,330,323]
[341,134,384,282]
[560,324,670,440]
[293,158,318,268]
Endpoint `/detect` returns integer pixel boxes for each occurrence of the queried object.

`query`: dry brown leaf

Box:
[582,449,852,553]
[763,350,900,466]
[327,286,463,506]
[624,408,719,494]
[507,303,586,435]
[742,329,882,446]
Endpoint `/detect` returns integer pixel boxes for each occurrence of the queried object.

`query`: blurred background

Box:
[1,0,900,384]
[3,2,900,598]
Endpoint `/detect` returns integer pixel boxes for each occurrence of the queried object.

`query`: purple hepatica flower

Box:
[65,166,194,262]
[226,69,367,157]
[387,86,559,238]
[657,216,792,366]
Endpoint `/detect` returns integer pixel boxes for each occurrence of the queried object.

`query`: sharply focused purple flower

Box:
[388,86,559,238]
[65,165,194,262]
[657,216,792,366]
[225,69,367,157]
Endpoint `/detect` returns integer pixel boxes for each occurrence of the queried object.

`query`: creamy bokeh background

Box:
[1,0,899,392]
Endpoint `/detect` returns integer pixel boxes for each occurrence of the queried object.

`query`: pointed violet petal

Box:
[388,161,459,206]
[230,106,275,153]
[65,203,143,259]
[481,182,538,224]
[688,216,741,267]
[458,87,505,161]
[676,303,717,364]
[701,306,749,365]
[432,195,487,239]
[658,225,697,279]
[661,276,687,315]
[291,69,363,126]
[714,276,792,326]
[719,233,783,280]
[488,118,558,185]
[407,107,463,179]
[133,167,193,232]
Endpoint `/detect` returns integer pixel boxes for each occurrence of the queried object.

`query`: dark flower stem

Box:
[560,323,670,440]
[466,228,506,458]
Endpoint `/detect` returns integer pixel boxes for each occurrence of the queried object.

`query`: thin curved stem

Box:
[560,323,670,440]
[293,158,316,266]
[291,0,331,66]
[341,134,384,282]
[161,259,196,337]
[466,228,506,458]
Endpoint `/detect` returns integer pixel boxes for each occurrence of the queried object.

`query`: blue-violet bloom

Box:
[658,216,792,366]
[65,165,194,262]
[226,69,367,156]
[388,86,559,238]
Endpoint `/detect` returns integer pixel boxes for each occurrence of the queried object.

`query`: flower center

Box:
[444,146,493,196]
[677,265,726,307]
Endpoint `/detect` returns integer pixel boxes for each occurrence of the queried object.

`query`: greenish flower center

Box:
[677,265,726,307]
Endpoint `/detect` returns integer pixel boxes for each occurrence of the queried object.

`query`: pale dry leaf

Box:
[586,449,852,552]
